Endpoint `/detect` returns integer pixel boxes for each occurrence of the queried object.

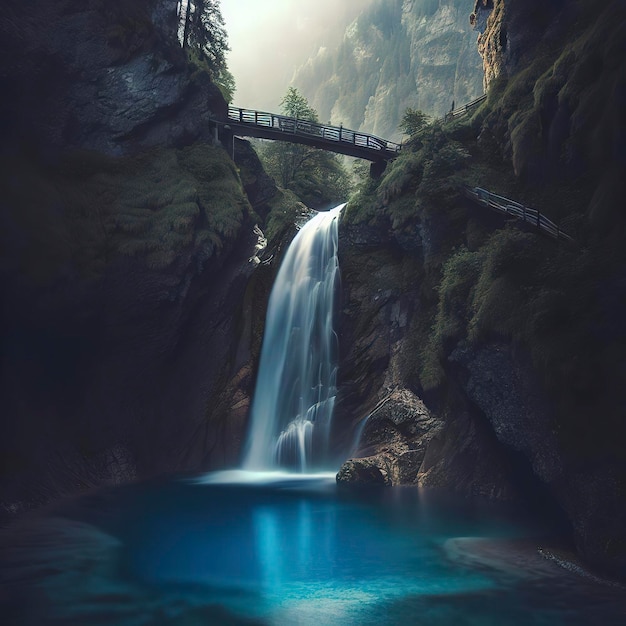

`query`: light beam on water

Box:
[243,204,344,472]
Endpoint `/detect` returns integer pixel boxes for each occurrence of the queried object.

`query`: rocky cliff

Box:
[293,0,484,141]
[0,0,280,518]
[334,0,626,579]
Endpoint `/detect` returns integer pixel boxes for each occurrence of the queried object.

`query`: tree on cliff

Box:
[399,108,431,137]
[177,0,233,100]
[258,88,353,209]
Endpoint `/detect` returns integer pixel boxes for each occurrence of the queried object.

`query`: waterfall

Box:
[242,204,344,472]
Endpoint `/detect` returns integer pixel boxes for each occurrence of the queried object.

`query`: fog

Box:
[221,0,376,111]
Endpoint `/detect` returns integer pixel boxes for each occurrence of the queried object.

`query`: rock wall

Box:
[293,0,484,141]
[335,0,626,579]
[0,0,275,519]
[335,219,536,502]
[0,0,225,157]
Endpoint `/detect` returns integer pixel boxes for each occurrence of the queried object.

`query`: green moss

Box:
[1,143,249,279]
[264,188,309,245]
[342,170,382,227]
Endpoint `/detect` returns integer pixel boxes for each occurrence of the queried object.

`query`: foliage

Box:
[280,87,318,121]
[257,87,353,209]
[0,143,249,279]
[399,108,431,137]
[178,0,230,79]
[264,189,310,244]
[215,66,235,103]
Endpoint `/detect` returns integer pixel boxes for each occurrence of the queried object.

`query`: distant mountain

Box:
[293,0,483,140]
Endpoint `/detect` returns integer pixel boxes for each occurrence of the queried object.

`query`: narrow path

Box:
[464,186,575,243]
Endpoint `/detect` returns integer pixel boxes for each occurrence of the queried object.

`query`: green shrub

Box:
[436,247,483,342]
[1,143,250,278]
[264,188,310,244]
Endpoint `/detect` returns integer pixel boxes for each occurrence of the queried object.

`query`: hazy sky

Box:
[221,0,375,111]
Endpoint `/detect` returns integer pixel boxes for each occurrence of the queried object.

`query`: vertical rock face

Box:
[399,0,483,118]
[293,0,484,141]
[471,0,570,91]
[471,0,500,90]
[334,219,521,500]
[336,0,626,579]
[0,0,271,517]
[0,0,226,157]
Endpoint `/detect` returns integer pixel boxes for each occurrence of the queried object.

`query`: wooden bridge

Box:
[219,106,402,162]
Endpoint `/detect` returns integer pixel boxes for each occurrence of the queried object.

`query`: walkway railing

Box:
[464,186,575,244]
[441,94,488,123]
[449,94,488,118]
[227,106,402,160]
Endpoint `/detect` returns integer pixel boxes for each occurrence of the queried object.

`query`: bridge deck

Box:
[224,107,402,162]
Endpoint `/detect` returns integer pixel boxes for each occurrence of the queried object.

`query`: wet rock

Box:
[336,459,389,486]
[338,388,444,487]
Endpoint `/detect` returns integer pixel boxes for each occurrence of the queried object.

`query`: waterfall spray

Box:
[243,204,344,472]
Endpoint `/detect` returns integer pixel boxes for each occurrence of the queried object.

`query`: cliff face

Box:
[335,0,626,579]
[0,0,271,517]
[471,0,569,91]
[473,0,626,232]
[0,0,225,157]
[293,0,484,141]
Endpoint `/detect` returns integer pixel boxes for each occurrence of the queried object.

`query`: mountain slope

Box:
[293,0,484,140]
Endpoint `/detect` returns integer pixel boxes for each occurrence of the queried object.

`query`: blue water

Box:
[1,475,624,625]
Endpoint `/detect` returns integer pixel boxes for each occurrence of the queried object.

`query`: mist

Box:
[221,0,376,111]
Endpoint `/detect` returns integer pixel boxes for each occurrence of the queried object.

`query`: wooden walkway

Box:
[443,94,487,122]
[222,107,402,162]
[464,186,575,243]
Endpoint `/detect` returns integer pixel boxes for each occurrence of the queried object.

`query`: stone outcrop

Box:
[337,388,443,486]
[449,342,563,484]
[0,0,226,157]
[471,0,571,91]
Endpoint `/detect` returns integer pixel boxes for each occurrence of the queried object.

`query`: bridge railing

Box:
[464,186,575,244]
[227,106,402,156]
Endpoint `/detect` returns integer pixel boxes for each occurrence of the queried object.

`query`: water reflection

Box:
[1,476,624,625]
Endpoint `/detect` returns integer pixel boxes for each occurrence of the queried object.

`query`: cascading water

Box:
[242,203,344,472]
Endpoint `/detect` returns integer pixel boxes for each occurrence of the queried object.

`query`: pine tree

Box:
[177,1,233,101]
[259,88,352,209]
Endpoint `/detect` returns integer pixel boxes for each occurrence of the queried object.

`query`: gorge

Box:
[1,0,626,623]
